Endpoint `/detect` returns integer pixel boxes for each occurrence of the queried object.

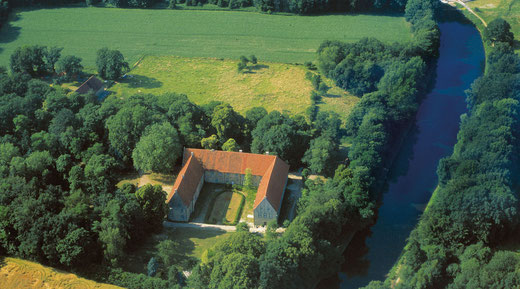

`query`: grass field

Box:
[109,55,359,116]
[0,7,412,68]
[124,227,232,274]
[116,172,175,194]
[465,0,520,49]
[0,257,122,289]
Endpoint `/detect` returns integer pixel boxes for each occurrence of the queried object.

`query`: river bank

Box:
[318,9,485,289]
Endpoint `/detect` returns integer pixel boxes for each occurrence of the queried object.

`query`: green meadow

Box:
[109,55,359,117]
[0,7,411,68]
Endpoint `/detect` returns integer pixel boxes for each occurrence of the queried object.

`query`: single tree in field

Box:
[222,138,239,152]
[132,122,182,174]
[45,46,63,73]
[56,55,83,81]
[250,55,257,64]
[484,18,514,46]
[96,47,129,80]
[237,61,247,72]
[156,239,180,268]
[135,184,168,231]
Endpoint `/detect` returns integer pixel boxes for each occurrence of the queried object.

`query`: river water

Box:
[318,16,485,289]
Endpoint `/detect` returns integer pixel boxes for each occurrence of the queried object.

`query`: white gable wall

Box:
[253,198,277,226]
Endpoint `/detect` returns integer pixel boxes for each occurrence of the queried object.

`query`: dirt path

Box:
[163,221,286,234]
[443,0,488,27]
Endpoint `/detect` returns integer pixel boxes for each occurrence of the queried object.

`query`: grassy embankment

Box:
[0,257,123,289]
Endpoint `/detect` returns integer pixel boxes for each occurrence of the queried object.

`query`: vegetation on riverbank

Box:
[375,21,520,289]
[188,0,442,287]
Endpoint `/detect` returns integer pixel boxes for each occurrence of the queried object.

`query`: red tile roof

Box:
[183,149,276,176]
[75,76,103,94]
[254,157,289,212]
[167,149,289,213]
[166,154,204,206]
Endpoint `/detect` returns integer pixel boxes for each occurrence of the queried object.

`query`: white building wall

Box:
[254,198,277,226]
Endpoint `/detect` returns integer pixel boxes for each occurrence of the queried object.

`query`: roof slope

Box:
[75,76,103,94]
[184,148,276,176]
[254,157,290,212]
[167,154,204,206]
[170,149,289,213]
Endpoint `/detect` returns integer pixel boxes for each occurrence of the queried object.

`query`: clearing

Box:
[0,257,122,289]
[124,227,232,274]
[109,55,359,116]
[116,172,175,194]
[0,7,412,68]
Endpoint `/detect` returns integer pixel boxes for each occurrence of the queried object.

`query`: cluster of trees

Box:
[373,20,520,289]
[254,0,408,14]
[237,55,258,73]
[317,0,439,97]
[0,68,172,288]
[9,45,79,79]
[8,45,127,82]
[187,0,441,288]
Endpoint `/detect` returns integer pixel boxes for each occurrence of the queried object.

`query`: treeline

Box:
[8,0,409,14]
[368,20,520,289]
[187,0,441,288]
[318,0,439,97]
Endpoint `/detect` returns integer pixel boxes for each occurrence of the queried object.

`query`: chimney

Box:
[191,151,194,156]
[265,151,269,155]
[182,174,184,179]
[239,150,242,153]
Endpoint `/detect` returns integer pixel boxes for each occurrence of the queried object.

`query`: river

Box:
[318,13,485,289]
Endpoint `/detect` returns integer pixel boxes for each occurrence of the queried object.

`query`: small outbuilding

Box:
[75,75,104,96]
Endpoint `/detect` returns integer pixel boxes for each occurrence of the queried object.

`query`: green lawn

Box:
[0,7,412,69]
[124,227,232,274]
[109,55,359,116]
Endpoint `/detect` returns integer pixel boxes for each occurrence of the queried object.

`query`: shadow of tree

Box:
[513,39,520,51]
[250,64,269,71]
[121,75,162,89]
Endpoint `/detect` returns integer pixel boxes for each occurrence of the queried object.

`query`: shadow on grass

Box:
[513,39,520,51]
[205,190,233,224]
[121,74,162,89]
[124,227,228,274]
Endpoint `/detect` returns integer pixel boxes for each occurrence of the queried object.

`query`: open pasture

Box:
[0,7,412,68]
[110,55,359,116]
